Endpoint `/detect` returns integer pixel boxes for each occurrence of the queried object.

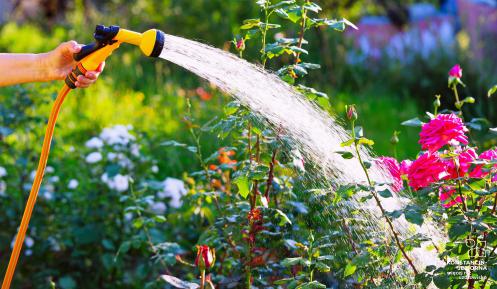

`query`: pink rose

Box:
[439,186,463,208]
[449,64,462,79]
[419,114,468,153]
[472,148,497,181]
[443,148,478,179]
[407,152,448,190]
[376,157,403,192]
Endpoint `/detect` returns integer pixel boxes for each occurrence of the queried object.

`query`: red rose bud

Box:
[195,245,216,270]
[346,105,357,121]
[235,38,245,51]
[448,64,462,79]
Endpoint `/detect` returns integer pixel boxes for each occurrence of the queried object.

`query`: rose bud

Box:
[195,245,216,271]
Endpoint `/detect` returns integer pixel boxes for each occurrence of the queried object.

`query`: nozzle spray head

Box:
[65,25,166,89]
[138,29,165,58]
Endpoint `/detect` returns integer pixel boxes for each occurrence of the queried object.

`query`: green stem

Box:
[129,187,169,270]
[200,269,206,289]
[351,121,419,275]
[261,4,270,68]
[452,85,462,114]
[186,97,223,214]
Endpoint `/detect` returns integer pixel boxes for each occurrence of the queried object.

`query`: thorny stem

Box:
[294,1,308,65]
[350,122,419,275]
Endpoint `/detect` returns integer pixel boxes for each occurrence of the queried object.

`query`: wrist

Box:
[34,52,55,82]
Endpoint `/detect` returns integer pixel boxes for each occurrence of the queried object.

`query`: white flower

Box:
[25,236,34,248]
[46,166,54,174]
[25,249,33,256]
[30,170,37,181]
[151,165,159,173]
[43,190,54,201]
[0,166,7,177]
[107,152,117,161]
[49,176,59,183]
[113,174,129,192]
[0,181,6,197]
[68,179,79,189]
[85,137,104,149]
[157,177,187,208]
[99,125,135,146]
[86,152,103,164]
[101,173,129,192]
[131,144,140,157]
[150,201,167,215]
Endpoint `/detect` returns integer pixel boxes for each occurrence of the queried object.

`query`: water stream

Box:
[159,34,444,282]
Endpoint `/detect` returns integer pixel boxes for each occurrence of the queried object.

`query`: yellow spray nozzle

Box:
[65,25,165,89]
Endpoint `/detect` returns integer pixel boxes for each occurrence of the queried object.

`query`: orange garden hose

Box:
[1,84,71,289]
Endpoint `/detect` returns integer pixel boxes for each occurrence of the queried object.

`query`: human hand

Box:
[41,41,105,88]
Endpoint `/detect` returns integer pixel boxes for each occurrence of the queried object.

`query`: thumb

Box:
[61,40,82,54]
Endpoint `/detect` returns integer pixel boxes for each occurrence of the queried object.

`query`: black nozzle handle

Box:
[73,43,102,61]
[73,25,120,61]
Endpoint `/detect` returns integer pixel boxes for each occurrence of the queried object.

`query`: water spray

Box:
[1,25,165,289]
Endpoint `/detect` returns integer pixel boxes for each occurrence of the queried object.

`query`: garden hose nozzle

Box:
[65,24,165,89]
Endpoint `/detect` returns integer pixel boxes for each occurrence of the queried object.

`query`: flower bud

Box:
[463,96,475,104]
[346,105,357,121]
[235,38,245,51]
[449,64,462,79]
[195,245,216,271]
[390,131,399,145]
[433,95,441,108]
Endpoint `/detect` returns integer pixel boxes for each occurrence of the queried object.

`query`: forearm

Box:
[0,53,52,87]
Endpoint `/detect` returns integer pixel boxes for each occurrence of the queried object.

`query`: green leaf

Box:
[488,85,497,97]
[415,273,433,288]
[160,275,200,289]
[59,276,76,289]
[344,263,356,277]
[303,2,321,13]
[402,117,424,127]
[161,140,188,147]
[448,222,471,240]
[315,262,331,272]
[340,139,354,147]
[281,257,304,267]
[268,0,296,9]
[357,137,374,147]
[404,206,424,226]
[275,209,292,226]
[241,19,261,29]
[336,151,354,159]
[153,215,167,223]
[433,274,450,289]
[298,281,326,289]
[233,176,250,199]
[378,189,393,198]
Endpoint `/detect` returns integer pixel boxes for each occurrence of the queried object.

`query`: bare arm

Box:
[0,41,104,88]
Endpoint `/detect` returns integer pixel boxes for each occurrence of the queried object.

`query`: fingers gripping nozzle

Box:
[65,25,166,89]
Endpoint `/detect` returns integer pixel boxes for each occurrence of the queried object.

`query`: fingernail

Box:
[75,81,79,87]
